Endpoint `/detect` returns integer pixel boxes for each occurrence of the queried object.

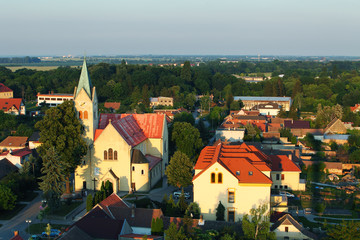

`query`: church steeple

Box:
[75,58,92,99]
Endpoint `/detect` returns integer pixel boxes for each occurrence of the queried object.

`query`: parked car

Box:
[28,235,41,240]
[173,190,190,199]
[279,191,295,198]
[42,229,61,237]
[304,208,312,214]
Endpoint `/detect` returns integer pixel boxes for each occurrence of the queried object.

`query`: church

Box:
[73,59,169,192]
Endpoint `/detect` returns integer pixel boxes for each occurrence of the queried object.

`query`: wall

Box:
[215,129,245,142]
[271,171,302,191]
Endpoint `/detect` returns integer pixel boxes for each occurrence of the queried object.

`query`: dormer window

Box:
[236,171,240,176]
[248,171,253,176]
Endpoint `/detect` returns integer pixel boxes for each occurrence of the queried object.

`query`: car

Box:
[304,208,312,214]
[28,235,41,240]
[42,229,61,237]
[279,191,295,198]
[315,186,324,190]
[173,190,190,199]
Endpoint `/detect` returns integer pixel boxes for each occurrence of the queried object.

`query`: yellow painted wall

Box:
[193,162,271,221]
[271,171,302,191]
[272,224,314,240]
[132,163,149,192]
[0,91,13,99]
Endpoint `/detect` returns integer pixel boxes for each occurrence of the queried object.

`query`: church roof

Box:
[111,115,147,147]
[131,149,149,164]
[75,59,92,99]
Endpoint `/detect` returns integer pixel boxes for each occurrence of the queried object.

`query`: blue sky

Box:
[1,0,359,56]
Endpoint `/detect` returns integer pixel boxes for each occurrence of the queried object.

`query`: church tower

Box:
[74,58,98,145]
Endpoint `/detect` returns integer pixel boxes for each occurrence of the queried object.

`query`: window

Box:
[228,191,235,203]
[228,209,235,222]
[141,170,144,175]
[284,185,288,189]
[285,227,289,232]
[132,166,135,171]
[108,148,113,160]
[79,111,83,119]
[211,173,216,183]
[281,174,285,180]
[218,173,223,183]
[84,111,88,119]
[104,150,107,160]
[274,185,278,189]
[248,171,253,176]
[236,171,240,176]
[276,174,280,180]
[114,151,118,160]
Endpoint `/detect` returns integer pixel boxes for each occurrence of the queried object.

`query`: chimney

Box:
[288,154,292,161]
[131,204,135,218]
[51,90,54,94]
[14,231,19,236]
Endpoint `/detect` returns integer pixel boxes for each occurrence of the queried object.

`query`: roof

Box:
[0,136,28,148]
[253,102,280,110]
[108,206,163,228]
[163,216,200,230]
[110,115,147,147]
[9,234,24,240]
[146,154,162,170]
[324,118,347,134]
[94,129,104,141]
[284,120,310,129]
[193,143,272,184]
[324,134,350,140]
[59,226,94,240]
[75,59,92,99]
[350,104,360,112]
[28,131,40,142]
[270,213,318,240]
[120,234,162,240]
[131,149,149,164]
[269,155,301,172]
[234,96,292,102]
[0,83,12,93]
[99,192,130,209]
[10,148,32,157]
[104,102,121,110]
[37,93,73,97]
[0,158,18,179]
[0,98,23,112]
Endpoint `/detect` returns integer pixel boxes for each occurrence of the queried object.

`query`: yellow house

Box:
[193,143,273,222]
[269,155,305,191]
[74,59,168,193]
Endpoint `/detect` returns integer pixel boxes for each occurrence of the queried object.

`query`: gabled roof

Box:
[0,98,23,112]
[99,192,130,209]
[284,120,310,129]
[0,158,18,179]
[58,226,93,240]
[193,143,272,184]
[75,59,92,99]
[104,102,121,110]
[324,118,347,134]
[269,155,301,172]
[0,136,28,148]
[0,83,13,93]
[270,213,318,240]
[10,148,32,157]
[111,115,147,147]
[146,154,162,170]
[28,132,40,142]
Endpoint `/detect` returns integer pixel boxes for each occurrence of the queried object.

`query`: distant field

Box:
[6,66,79,72]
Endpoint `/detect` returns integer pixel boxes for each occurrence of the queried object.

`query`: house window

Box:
[276,174,280,180]
[132,166,135,171]
[248,171,253,176]
[108,148,113,160]
[211,173,216,183]
[281,174,285,180]
[218,173,223,183]
[284,185,288,189]
[79,111,83,119]
[104,150,107,160]
[141,170,144,175]
[114,151,118,160]
[84,111,88,119]
[228,190,235,203]
[228,209,235,222]
[285,227,289,232]
[274,185,278,189]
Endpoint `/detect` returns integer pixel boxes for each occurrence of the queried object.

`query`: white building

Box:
[37,92,74,107]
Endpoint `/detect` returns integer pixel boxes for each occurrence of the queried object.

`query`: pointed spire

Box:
[75,58,92,99]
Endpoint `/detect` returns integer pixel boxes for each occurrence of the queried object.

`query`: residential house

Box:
[284,120,323,138]
[104,102,121,113]
[149,97,173,107]
[252,102,281,116]
[9,231,24,240]
[324,118,347,134]
[234,96,292,111]
[0,83,13,98]
[0,158,18,179]
[153,108,188,122]
[37,92,74,107]
[0,98,25,115]
[0,136,28,151]
[0,148,32,168]
[350,104,360,113]
[74,59,169,193]
[193,143,273,221]
[28,132,41,149]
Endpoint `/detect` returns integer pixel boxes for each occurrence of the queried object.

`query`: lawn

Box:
[0,204,27,220]
[295,216,324,230]
[49,201,82,217]
[26,223,70,235]
[313,217,357,224]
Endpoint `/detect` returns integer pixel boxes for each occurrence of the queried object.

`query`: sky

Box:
[1,0,359,56]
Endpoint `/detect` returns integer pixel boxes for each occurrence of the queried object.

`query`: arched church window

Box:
[218,173,223,183]
[84,111,88,119]
[114,151,118,160]
[108,148,113,160]
[104,150,107,160]
[79,111,83,119]
[211,173,216,183]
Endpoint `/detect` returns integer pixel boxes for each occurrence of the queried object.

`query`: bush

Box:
[315,202,326,214]
[216,201,225,221]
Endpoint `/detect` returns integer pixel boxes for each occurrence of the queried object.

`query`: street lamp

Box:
[26,219,32,235]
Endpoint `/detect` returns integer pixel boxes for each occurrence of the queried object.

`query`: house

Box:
[215,126,245,142]
[225,115,267,132]
[234,96,292,111]
[252,102,281,116]
[0,148,32,168]
[350,104,360,113]
[0,158,18,179]
[37,92,74,107]
[0,98,25,115]
[74,59,169,193]
[324,118,347,134]
[284,120,323,138]
[28,132,41,149]
[153,108,188,121]
[0,136,28,151]
[193,143,273,221]
[104,102,121,113]
[9,231,24,240]
[0,83,13,98]
[270,213,318,240]
[269,155,305,191]
[149,97,173,107]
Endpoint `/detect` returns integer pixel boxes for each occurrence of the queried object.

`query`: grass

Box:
[313,218,357,224]
[49,201,82,217]
[7,66,60,71]
[0,204,27,220]
[25,101,38,112]
[26,223,70,234]
[296,216,324,230]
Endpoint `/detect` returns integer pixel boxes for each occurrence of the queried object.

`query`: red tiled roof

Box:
[0,98,23,112]
[284,120,310,129]
[0,83,12,93]
[111,115,147,147]
[10,148,32,157]
[146,154,162,170]
[9,235,24,240]
[270,155,301,172]
[350,104,360,112]
[104,102,121,110]
[99,192,129,209]
[94,129,104,141]
[120,234,162,240]
[0,136,28,148]
[193,143,272,184]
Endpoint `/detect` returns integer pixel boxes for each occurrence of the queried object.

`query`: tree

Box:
[241,203,275,240]
[86,193,93,212]
[35,101,87,193]
[164,222,188,240]
[45,223,51,240]
[326,221,360,240]
[181,61,192,83]
[173,112,195,126]
[185,202,201,219]
[151,217,164,235]
[177,189,188,215]
[39,147,68,211]
[0,184,17,211]
[171,122,203,159]
[165,151,193,189]
[216,201,225,221]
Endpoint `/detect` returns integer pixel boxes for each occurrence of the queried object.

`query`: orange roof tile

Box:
[94,129,104,141]
[0,136,28,148]
[104,102,121,110]
[99,193,129,209]
[270,155,301,172]
[0,83,12,93]
[0,98,23,112]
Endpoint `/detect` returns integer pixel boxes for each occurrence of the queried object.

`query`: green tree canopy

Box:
[326,221,360,240]
[0,184,17,211]
[165,151,193,189]
[172,122,203,159]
